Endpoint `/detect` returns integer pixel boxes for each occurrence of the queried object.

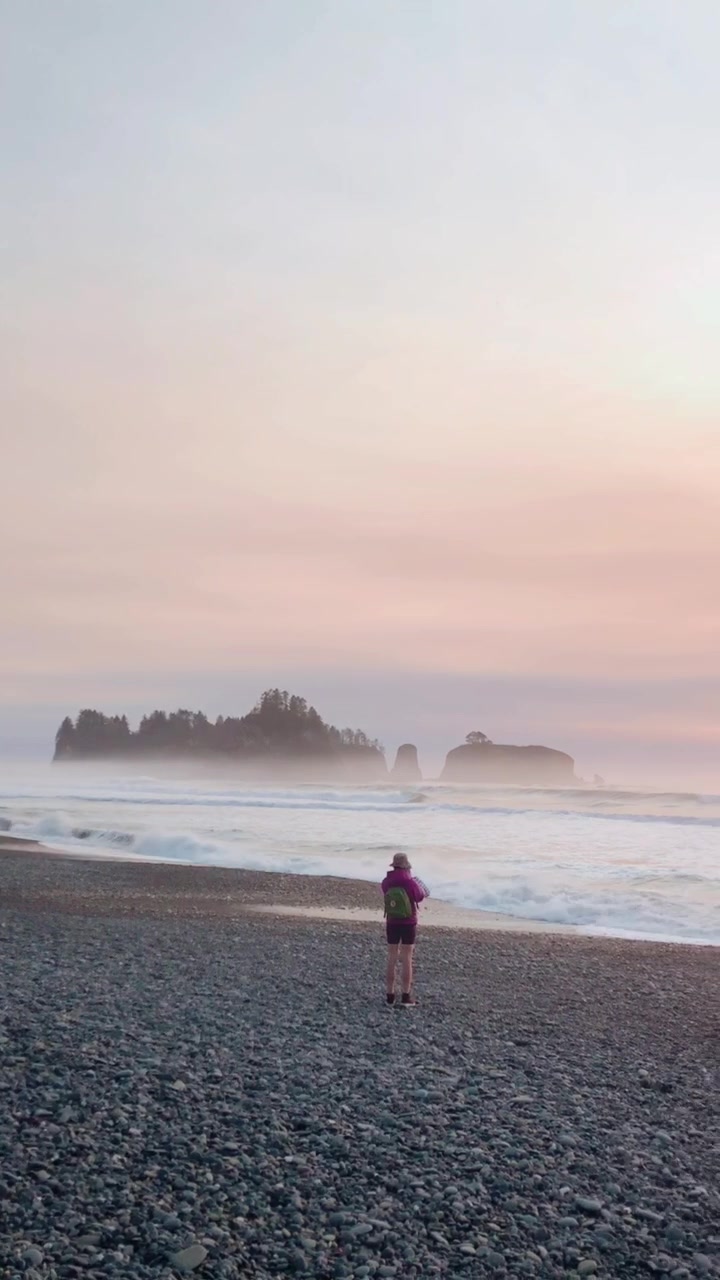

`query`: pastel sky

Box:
[2,1,719,782]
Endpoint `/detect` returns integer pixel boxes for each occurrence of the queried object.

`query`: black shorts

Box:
[386,920,417,946]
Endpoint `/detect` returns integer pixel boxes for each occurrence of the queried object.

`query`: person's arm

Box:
[411,876,429,906]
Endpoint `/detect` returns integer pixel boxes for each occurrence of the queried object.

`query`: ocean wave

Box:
[72,827,134,846]
[5,769,720,947]
[432,877,720,946]
[13,790,720,829]
[5,789,424,814]
[4,771,720,825]
[416,802,720,829]
[9,814,238,867]
[8,811,719,946]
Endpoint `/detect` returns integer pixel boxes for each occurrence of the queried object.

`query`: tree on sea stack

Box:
[465,730,492,745]
[54,716,76,759]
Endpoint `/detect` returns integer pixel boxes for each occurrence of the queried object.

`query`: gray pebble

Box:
[0,867,716,1280]
[168,1243,208,1272]
[576,1197,603,1215]
[637,1209,665,1224]
[487,1251,506,1271]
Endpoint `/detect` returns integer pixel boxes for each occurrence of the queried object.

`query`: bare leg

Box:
[386,943,400,995]
[400,944,414,995]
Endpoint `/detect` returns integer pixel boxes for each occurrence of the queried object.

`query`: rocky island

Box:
[53,689,388,780]
[53,699,576,785]
[442,732,576,784]
[390,743,422,782]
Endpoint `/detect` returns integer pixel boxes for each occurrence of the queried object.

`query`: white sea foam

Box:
[2,766,719,945]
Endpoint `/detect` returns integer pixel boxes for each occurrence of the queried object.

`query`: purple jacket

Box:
[381,869,428,923]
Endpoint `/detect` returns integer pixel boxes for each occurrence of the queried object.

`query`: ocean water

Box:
[1,765,719,946]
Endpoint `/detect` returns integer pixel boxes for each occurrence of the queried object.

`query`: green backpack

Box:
[384,886,413,919]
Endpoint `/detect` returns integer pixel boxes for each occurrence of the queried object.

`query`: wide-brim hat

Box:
[391,852,411,870]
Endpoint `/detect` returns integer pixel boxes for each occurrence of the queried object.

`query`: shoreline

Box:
[0,837,563,934]
[246,902,574,933]
[1,837,716,948]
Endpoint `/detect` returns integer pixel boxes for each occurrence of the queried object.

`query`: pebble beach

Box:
[1,843,718,1280]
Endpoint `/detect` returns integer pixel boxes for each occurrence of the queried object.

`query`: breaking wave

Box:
[3,769,719,945]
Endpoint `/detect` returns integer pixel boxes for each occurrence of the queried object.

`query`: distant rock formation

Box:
[52,696,585,787]
[442,741,575,785]
[53,689,387,781]
[391,743,422,783]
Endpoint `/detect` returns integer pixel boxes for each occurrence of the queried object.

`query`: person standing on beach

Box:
[382,852,429,1007]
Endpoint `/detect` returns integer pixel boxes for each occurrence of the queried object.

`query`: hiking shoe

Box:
[400,995,417,1006]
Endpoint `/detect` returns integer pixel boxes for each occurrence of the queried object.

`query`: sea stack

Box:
[391,743,422,783]
[442,741,575,785]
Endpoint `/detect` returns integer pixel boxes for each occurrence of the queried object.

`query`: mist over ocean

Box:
[3,764,718,946]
